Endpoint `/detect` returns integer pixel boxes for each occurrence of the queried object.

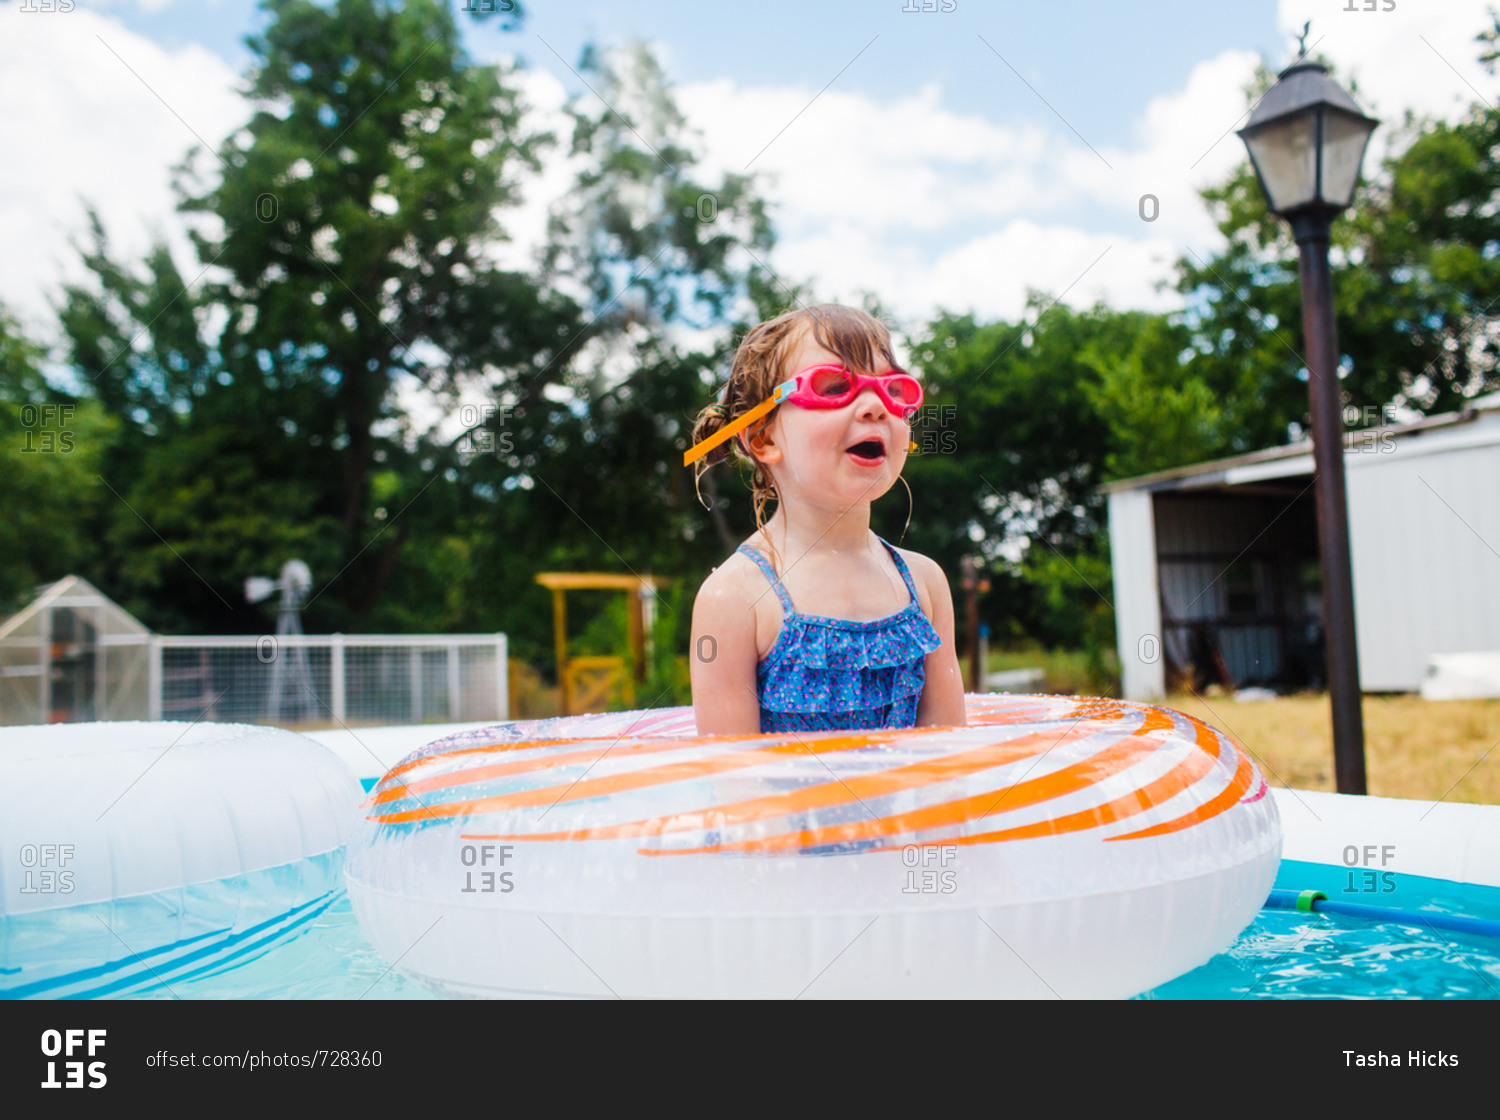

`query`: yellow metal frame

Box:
[534,573,671,716]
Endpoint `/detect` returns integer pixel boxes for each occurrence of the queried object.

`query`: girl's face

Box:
[743,328,913,509]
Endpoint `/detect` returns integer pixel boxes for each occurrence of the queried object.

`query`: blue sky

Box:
[108,0,1284,154]
[2,0,1494,348]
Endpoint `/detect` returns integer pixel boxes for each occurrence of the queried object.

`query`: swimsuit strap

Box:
[736,543,795,614]
[738,537,918,615]
[876,536,920,607]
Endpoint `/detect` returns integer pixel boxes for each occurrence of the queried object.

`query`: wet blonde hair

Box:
[690,304,902,549]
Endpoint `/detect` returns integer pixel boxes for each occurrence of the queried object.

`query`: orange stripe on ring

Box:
[1105,736,1254,840]
[368,732,770,807]
[898,707,1222,846]
[643,707,1172,854]
[376,734,636,789]
[477,707,1142,847]
[367,728,918,824]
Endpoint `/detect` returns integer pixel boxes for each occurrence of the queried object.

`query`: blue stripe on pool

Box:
[5,888,339,1000]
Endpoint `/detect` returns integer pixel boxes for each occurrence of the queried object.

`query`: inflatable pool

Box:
[346,694,1281,998]
[1,722,362,999]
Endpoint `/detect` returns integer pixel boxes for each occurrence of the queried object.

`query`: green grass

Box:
[985,646,1120,697]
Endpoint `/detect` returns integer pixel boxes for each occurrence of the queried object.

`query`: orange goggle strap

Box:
[682,379,796,467]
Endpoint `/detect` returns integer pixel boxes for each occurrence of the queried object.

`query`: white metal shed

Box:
[1105,394,1500,699]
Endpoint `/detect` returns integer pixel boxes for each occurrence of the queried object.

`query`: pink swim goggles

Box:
[684,364,923,466]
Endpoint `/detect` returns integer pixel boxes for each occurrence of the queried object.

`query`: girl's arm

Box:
[911,554,967,727]
[689,561,764,735]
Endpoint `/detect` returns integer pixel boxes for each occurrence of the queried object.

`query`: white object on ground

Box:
[1233,687,1278,702]
[347,694,1280,999]
[0,721,361,998]
[984,667,1045,691]
[1420,651,1500,700]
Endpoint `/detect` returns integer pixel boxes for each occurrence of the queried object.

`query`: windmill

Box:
[246,560,314,723]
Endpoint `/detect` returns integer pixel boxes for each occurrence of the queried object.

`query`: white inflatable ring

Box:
[346,694,1280,998]
[1,722,362,999]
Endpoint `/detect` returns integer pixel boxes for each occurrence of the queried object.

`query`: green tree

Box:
[186,0,571,597]
[57,0,576,632]
[0,306,115,615]
[1173,42,1500,442]
[1078,312,1223,482]
[898,299,1216,671]
[452,40,780,672]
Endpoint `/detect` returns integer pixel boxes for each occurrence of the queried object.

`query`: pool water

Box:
[1144,860,1500,1000]
[126,857,1498,1000]
[154,896,437,1000]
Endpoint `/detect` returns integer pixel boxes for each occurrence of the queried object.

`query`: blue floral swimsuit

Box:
[737,536,944,733]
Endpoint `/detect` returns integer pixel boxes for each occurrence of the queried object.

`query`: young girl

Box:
[685,304,967,735]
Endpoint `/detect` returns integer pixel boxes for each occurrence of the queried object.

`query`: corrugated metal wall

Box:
[1346,417,1500,690]
[1108,409,1500,697]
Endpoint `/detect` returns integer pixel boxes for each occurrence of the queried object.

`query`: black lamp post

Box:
[1237,60,1378,795]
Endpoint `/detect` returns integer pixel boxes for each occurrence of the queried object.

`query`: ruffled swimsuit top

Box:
[737,536,944,733]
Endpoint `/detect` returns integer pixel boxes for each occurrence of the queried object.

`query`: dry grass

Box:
[509,659,561,720]
[1161,691,1500,805]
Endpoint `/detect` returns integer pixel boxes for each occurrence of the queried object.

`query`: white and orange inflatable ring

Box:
[345,693,1280,998]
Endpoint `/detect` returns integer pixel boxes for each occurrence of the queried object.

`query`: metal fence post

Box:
[495,633,508,721]
[147,635,162,721]
[409,646,422,723]
[447,642,460,721]
[331,633,346,724]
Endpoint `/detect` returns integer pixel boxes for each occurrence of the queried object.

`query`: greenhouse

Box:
[0,576,152,725]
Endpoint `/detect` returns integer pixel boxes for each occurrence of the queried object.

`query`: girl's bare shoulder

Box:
[695,544,770,612]
[892,545,948,584]
[695,544,776,662]
[891,545,952,614]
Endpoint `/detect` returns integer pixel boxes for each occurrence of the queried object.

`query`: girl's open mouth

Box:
[846,438,885,465]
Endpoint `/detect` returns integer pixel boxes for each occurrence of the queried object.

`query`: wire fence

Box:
[0,627,506,728]
[153,635,508,728]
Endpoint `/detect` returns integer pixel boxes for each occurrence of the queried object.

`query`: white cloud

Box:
[0,4,247,348]
[480,59,588,278]
[5,1,1497,368]
[84,0,197,12]
[576,3,1495,331]
[664,47,1264,329]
